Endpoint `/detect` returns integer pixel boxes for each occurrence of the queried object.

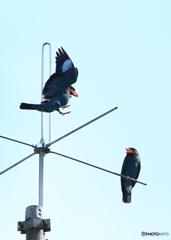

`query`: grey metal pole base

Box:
[18,205,51,240]
[25,228,45,240]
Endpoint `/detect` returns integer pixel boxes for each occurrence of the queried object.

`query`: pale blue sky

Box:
[0,0,171,239]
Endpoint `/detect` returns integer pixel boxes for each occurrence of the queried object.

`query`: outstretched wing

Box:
[56,47,75,75]
[42,47,78,99]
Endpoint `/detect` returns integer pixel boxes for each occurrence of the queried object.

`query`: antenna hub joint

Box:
[34,142,50,154]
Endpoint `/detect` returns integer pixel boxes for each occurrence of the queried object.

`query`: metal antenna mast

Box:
[18,43,52,240]
[0,43,147,240]
[39,42,51,207]
[41,42,51,142]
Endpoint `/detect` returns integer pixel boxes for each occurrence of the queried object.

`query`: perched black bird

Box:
[121,148,141,203]
[20,47,79,115]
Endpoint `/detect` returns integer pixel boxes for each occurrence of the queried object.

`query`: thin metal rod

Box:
[39,150,45,206]
[48,45,52,143]
[41,44,44,140]
[41,42,51,141]
[0,153,35,175]
[47,107,118,147]
[50,151,147,186]
[0,135,34,148]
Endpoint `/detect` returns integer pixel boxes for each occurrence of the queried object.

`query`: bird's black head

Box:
[69,86,79,97]
[125,147,139,156]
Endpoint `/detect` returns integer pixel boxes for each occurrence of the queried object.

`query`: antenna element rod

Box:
[50,151,147,186]
[48,107,118,147]
[0,153,35,175]
[41,42,51,141]
[0,135,34,148]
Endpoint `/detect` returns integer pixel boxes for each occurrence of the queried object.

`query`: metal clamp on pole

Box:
[18,205,51,240]
[34,140,51,154]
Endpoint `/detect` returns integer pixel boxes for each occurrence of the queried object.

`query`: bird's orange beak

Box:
[70,89,79,97]
[125,148,134,153]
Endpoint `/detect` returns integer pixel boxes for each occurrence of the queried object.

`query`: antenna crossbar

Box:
[0,135,34,148]
[0,153,36,175]
[50,151,147,186]
[47,107,118,147]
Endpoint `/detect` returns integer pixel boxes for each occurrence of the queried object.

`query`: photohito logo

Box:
[141,232,169,237]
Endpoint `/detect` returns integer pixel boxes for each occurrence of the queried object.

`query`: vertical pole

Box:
[41,42,51,142]
[39,149,45,207]
[26,228,44,240]
[40,42,51,207]
[18,43,52,240]
[18,205,50,240]
[41,45,44,141]
[48,44,52,143]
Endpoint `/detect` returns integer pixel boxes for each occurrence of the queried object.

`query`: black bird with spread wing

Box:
[20,47,79,115]
[121,148,141,203]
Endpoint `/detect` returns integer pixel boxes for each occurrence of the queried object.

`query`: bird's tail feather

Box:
[122,189,132,203]
[20,103,39,110]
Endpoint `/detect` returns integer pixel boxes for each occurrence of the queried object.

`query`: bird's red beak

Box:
[70,89,79,97]
[125,148,134,153]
